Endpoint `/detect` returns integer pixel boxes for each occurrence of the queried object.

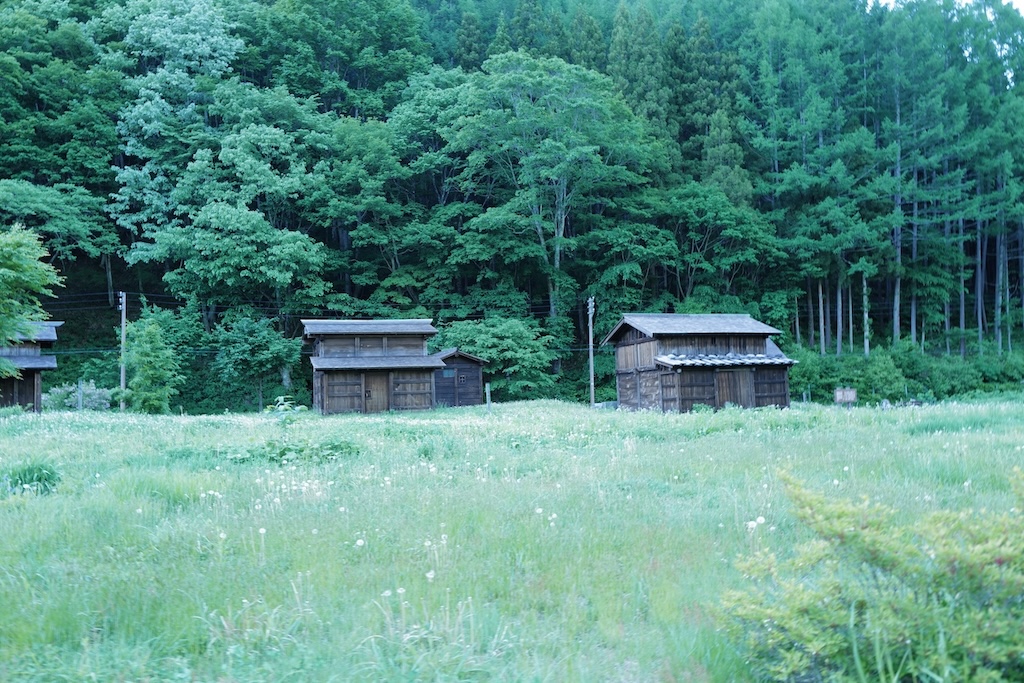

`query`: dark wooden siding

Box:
[321,338,356,356]
[320,335,425,357]
[0,374,41,411]
[715,369,755,408]
[386,336,426,356]
[754,368,790,407]
[392,370,433,410]
[325,371,363,413]
[657,334,767,357]
[678,369,716,412]
[434,360,483,407]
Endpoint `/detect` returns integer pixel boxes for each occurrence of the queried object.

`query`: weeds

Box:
[2,462,60,495]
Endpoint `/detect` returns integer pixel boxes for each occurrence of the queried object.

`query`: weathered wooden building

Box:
[602,314,795,412]
[433,348,485,407]
[302,319,444,414]
[0,321,62,412]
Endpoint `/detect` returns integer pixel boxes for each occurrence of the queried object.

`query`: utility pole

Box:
[119,291,127,411]
[588,296,595,407]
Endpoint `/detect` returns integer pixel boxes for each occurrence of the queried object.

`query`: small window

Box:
[458,374,468,384]
[443,369,456,378]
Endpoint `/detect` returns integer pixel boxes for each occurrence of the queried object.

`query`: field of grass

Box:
[1,398,1022,682]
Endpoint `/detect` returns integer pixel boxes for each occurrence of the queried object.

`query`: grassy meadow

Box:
[1,398,1022,682]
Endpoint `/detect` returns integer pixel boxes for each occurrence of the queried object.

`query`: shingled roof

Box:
[301,319,437,338]
[602,314,781,345]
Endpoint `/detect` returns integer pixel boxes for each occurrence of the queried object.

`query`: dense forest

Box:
[5,0,1024,411]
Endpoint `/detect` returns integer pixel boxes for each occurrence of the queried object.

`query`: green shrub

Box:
[3,462,61,495]
[234,437,361,465]
[721,471,1024,682]
[42,381,113,411]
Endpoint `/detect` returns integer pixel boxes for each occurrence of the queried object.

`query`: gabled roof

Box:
[302,319,437,338]
[310,356,445,371]
[432,347,486,365]
[8,321,63,344]
[602,314,780,345]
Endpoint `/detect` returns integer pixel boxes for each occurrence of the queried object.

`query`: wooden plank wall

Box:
[0,373,41,411]
[754,368,790,407]
[320,336,425,357]
[435,360,483,407]
[325,371,363,413]
[392,370,433,410]
[678,369,716,412]
[657,335,767,357]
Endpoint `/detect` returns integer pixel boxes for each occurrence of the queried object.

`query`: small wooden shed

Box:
[0,321,62,412]
[432,348,485,407]
[602,313,795,412]
[302,319,444,414]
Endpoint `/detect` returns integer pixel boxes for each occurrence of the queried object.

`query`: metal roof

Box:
[655,353,796,369]
[9,321,63,344]
[602,314,781,345]
[432,347,487,365]
[302,319,437,338]
[0,355,58,370]
[310,356,446,371]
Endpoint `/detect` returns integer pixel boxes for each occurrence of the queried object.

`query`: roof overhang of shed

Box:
[432,347,487,365]
[10,321,63,344]
[0,355,58,370]
[301,319,437,339]
[310,356,446,371]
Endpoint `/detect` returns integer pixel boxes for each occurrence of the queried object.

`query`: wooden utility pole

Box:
[588,296,595,407]
[119,291,127,411]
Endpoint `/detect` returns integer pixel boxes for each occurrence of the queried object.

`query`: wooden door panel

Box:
[364,372,389,413]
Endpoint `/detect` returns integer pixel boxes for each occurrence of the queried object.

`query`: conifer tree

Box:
[456,11,486,70]
[567,6,606,72]
[487,14,513,58]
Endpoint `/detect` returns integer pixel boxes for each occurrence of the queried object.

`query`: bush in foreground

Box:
[722,471,1024,682]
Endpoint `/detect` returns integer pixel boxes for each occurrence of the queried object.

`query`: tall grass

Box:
[0,399,1020,681]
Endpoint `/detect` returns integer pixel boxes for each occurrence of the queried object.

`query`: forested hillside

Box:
[4,0,1024,411]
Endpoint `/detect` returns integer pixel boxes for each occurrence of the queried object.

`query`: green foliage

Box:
[211,316,302,410]
[41,381,113,411]
[722,471,1024,682]
[0,224,62,377]
[2,462,61,496]
[236,436,360,466]
[122,319,184,414]
[432,317,556,400]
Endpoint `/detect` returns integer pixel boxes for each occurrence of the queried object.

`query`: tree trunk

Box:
[892,125,903,344]
[824,279,832,351]
[862,271,870,358]
[817,279,825,356]
[848,284,854,354]
[807,282,815,349]
[996,229,1005,354]
[835,280,843,356]
[959,217,967,358]
[976,214,985,354]
[910,170,919,344]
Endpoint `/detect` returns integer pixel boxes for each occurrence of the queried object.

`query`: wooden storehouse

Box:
[0,321,62,412]
[602,314,795,412]
[432,348,485,407]
[302,319,444,414]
